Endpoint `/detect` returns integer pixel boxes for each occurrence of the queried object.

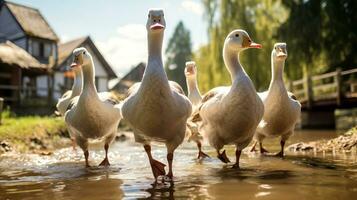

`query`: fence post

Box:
[335,68,342,106]
[305,75,313,108]
[0,97,3,125]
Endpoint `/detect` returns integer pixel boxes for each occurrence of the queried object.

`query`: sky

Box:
[11,0,208,78]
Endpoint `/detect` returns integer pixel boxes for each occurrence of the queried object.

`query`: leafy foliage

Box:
[196,0,288,92]
[195,0,357,93]
[165,21,192,93]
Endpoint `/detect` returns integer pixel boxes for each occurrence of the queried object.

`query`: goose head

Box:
[224,29,262,53]
[146,9,165,34]
[185,61,197,79]
[70,47,92,69]
[272,43,287,62]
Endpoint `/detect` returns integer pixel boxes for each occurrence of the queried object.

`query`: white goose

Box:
[56,68,82,116]
[65,47,122,167]
[185,61,209,159]
[56,67,82,149]
[196,30,264,168]
[121,9,192,179]
[251,43,301,157]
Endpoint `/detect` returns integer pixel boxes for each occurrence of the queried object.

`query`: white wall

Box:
[97,77,108,92]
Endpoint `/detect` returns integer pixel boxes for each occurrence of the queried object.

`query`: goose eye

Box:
[83,51,86,55]
[235,34,239,37]
[158,19,161,22]
[154,19,156,22]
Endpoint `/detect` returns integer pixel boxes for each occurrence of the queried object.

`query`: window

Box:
[44,43,52,58]
[39,43,44,57]
[32,41,40,57]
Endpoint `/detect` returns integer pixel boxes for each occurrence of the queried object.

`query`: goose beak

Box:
[70,62,79,68]
[277,51,287,58]
[242,35,262,49]
[71,54,83,68]
[248,42,262,49]
[185,66,194,76]
[277,48,287,58]
[150,23,165,30]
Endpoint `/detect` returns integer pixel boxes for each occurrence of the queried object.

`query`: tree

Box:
[165,21,192,93]
[278,0,357,80]
[195,0,287,92]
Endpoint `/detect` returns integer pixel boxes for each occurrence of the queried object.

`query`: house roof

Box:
[113,62,145,92]
[0,40,47,70]
[4,1,59,41]
[57,36,117,78]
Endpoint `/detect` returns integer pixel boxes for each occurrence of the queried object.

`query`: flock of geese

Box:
[56,9,301,180]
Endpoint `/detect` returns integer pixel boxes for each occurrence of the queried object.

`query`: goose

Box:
[121,9,192,179]
[195,30,264,168]
[184,61,209,159]
[251,43,301,157]
[55,67,82,149]
[56,67,82,116]
[65,47,122,167]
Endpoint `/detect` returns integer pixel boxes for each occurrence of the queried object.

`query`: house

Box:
[0,0,58,106]
[0,1,59,64]
[0,1,117,109]
[54,36,117,98]
[0,41,49,104]
[113,62,145,94]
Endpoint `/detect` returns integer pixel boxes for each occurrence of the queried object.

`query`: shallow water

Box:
[1,130,357,200]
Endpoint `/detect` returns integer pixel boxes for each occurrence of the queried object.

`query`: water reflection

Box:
[0,130,357,199]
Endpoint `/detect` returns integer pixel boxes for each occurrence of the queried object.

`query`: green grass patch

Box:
[0,109,68,153]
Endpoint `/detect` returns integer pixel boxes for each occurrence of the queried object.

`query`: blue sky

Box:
[11,0,208,77]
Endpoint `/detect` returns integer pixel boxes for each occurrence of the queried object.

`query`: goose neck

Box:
[223,45,244,82]
[271,59,285,84]
[71,70,82,97]
[186,76,200,97]
[81,61,99,98]
[148,32,163,61]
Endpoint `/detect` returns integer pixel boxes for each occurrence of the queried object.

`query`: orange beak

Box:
[248,42,262,49]
[277,50,287,58]
[150,23,165,30]
[70,62,79,68]
[242,35,262,49]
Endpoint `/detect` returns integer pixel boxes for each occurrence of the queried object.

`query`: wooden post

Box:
[16,69,22,107]
[335,68,342,106]
[0,97,3,125]
[305,75,313,108]
[47,73,53,106]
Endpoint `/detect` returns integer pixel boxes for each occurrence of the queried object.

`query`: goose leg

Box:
[275,140,286,157]
[71,137,77,151]
[83,150,89,167]
[275,131,292,157]
[232,149,242,168]
[99,143,110,167]
[144,145,166,179]
[217,149,230,163]
[167,152,174,179]
[99,134,115,167]
[250,141,258,152]
[259,142,269,154]
[197,141,210,159]
[76,136,90,167]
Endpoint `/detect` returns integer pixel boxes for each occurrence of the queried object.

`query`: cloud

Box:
[96,24,147,77]
[181,0,204,16]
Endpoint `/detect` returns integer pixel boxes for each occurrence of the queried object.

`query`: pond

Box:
[1,130,357,199]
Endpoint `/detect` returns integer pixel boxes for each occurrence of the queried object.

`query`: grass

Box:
[0,109,68,153]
